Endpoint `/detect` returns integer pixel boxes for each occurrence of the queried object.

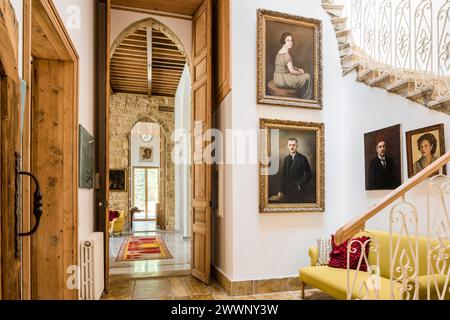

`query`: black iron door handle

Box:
[18,172,43,237]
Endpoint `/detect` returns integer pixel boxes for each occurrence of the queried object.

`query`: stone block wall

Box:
[109,93,175,231]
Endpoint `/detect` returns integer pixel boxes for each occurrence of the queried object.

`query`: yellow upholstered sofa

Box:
[299,230,449,300]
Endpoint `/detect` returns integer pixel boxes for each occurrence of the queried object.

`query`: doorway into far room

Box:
[130,122,161,233]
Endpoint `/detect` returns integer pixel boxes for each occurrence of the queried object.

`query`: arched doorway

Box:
[106,17,193,280]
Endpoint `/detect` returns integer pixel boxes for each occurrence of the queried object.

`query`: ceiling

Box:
[110,27,186,97]
[111,0,203,17]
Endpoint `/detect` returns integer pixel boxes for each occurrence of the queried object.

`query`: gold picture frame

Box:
[405,124,446,178]
[259,118,325,213]
[257,9,323,109]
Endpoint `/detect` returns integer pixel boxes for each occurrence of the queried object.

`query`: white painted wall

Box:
[130,123,161,168]
[110,9,192,61]
[341,73,450,236]
[54,0,96,242]
[213,92,234,278]
[226,0,449,281]
[174,65,192,237]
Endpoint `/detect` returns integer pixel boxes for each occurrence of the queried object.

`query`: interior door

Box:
[0,0,22,300]
[0,71,21,300]
[191,0,212,284]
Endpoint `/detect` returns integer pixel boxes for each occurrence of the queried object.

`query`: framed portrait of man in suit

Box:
[259,118,325,213]
[364,124,402,191]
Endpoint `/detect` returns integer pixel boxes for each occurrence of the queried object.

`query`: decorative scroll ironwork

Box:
[427,174,450,300]
[414,0,433,88]
[395,0,412,79]
[340,0,448,91]
[351,0,363,41]
[363,0,377,59]
[437,0,450,96]
[389,199,419,300]
[379,0,394,70]
[347,232,380,300]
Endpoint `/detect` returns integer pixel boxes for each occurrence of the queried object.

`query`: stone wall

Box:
[109,93,175,231]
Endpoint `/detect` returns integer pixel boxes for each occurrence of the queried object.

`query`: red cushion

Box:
[328,235,371,271]
[109,210,120,222]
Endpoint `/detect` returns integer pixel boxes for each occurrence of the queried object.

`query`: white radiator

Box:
[80,232,104,300]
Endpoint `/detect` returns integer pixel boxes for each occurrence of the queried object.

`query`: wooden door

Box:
[0,0,22,300]
[191,0,212,284]
[31,59,78,300]
[0,72,21,300]
[97,0,111,293]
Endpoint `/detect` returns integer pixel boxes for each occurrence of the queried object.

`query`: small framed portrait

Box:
[140,147,153,162]
[259,118,325,213]
[406,124,446,178]
[257,9,323,109]
[109,169,127,192]
[364,125,402,191]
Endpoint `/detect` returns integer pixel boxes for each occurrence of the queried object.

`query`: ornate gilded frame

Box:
[405,123,447,178]
[259,118,325,213]
[257,9,323,109]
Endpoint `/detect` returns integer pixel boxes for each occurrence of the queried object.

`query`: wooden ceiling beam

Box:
[116,45,147,53]
[152,79,180,85]
[114,52,147,60]
[113,54,147,62]
[111,69,147,78]
[111,79,148,85]
[147,26,153,97]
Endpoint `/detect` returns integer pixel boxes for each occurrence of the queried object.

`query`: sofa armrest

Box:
[309,247,318,267]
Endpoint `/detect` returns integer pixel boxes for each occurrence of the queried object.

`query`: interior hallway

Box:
[102,276,334,300]
[109,221,191,276]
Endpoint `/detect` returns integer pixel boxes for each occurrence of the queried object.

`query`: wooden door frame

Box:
[96,0,111,293]
[102,0,214,287]
[0,0,21,300]
[21,0,79,300]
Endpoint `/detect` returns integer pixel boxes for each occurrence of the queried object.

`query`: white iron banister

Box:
[335,150,450,245]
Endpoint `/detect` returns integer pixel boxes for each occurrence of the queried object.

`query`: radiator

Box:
[80,232,104,300]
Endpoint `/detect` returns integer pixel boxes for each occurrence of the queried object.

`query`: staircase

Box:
[334,150,450,300]
[322,0,450,115]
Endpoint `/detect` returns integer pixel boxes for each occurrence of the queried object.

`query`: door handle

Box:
[18,171,43,237]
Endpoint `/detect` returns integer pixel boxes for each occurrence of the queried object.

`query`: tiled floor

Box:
[109,221,191,276]
[102,275,334,300]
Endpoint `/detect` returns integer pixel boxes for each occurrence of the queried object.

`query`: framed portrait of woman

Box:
[406,124,446,178]
[257,9,323,109]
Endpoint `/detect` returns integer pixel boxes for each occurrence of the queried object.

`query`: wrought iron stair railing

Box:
[322,0,450,115]
[334,151,449,300]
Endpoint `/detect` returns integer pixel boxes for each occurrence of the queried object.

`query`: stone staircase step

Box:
[427,96,450,112]
[406,85,434,100]
[357,68,375,82]
[322,4,345,11]
[386,78,414,93]
[336,29,351,38]
[331,17,347,31]
[343,62,360,76]
[338,41,351,51]
[340,53,354,62]
[331,17,347,25]
[368,72,393,87]
[322,4,345,18]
